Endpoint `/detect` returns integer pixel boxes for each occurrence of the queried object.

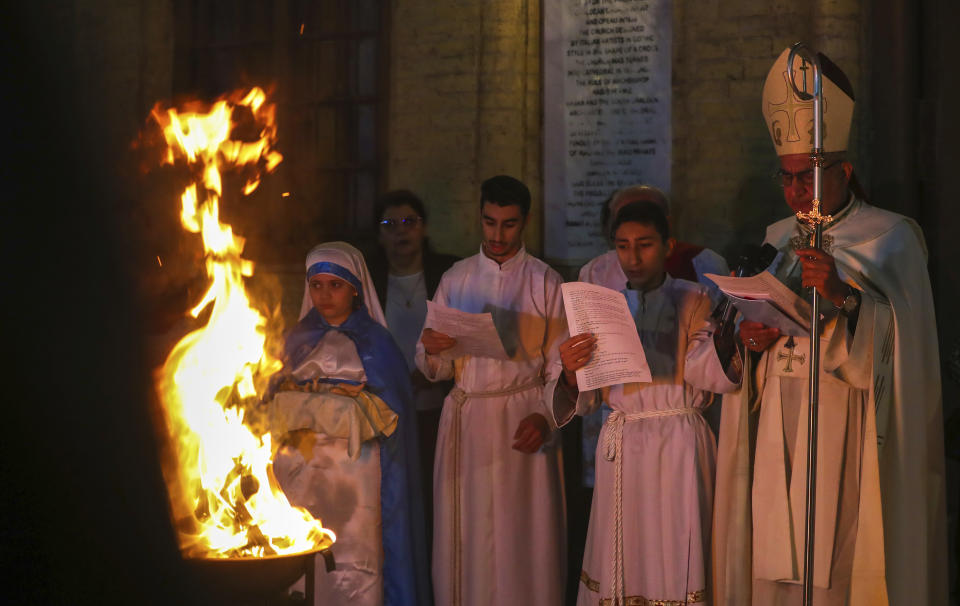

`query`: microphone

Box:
[733,242,778,277]
[713,243,778,350]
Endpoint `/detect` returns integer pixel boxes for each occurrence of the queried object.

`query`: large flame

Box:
[151,87,335,558]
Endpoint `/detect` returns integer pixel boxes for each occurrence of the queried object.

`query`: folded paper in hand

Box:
[704,271,812,337]
[425,301,509,360]
[561,282,651,390]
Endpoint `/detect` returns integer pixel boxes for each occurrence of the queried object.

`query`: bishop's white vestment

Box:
[548,276,738,605]
[416,247,567,606]
[712,198,948,606]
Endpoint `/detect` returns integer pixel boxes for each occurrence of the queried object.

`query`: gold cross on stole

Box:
[777,336,806,373]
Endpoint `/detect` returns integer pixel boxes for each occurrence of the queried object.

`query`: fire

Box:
[150,87,335,558]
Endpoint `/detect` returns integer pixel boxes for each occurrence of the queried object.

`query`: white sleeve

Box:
[539,270,570,430]
[542,376,602,428]
[823,288,886,391]
[415,275,455,382]
[684,291,743,393]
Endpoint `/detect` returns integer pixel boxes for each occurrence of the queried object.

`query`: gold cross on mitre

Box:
[766,71,814,145]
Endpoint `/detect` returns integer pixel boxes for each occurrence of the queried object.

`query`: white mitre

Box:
[762,47,855,155]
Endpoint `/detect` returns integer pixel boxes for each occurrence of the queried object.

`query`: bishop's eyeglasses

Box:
[379,215,423,231]
[773,161,842,187]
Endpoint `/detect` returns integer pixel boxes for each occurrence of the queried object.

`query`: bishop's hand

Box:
[421,328,456,355]
[796,247,847,307]
[739,321,780,353]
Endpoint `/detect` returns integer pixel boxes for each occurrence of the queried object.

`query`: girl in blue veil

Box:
[272,242,431,606]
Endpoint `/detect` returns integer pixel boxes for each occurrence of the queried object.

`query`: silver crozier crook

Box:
[786,41,832,606]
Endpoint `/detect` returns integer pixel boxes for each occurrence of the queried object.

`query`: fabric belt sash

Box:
[446,378,544,606]
[448,378,544,405]
[601,407,701,605]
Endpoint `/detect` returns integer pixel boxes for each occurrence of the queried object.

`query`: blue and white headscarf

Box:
[298,241,387,327]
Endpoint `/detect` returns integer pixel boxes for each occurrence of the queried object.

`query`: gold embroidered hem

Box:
[580,569,600,592]
[580,570,706,606]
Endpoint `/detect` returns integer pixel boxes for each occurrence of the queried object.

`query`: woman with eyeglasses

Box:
[367,190,459,565]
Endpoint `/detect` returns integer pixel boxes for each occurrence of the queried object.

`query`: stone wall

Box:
[388,0,867,262]
[388,0,542,257]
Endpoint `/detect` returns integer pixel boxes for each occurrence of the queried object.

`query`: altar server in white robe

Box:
[416,175,567,606]
[712,48,947,606]
[577,185,730,496]
[550,200,740,606]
